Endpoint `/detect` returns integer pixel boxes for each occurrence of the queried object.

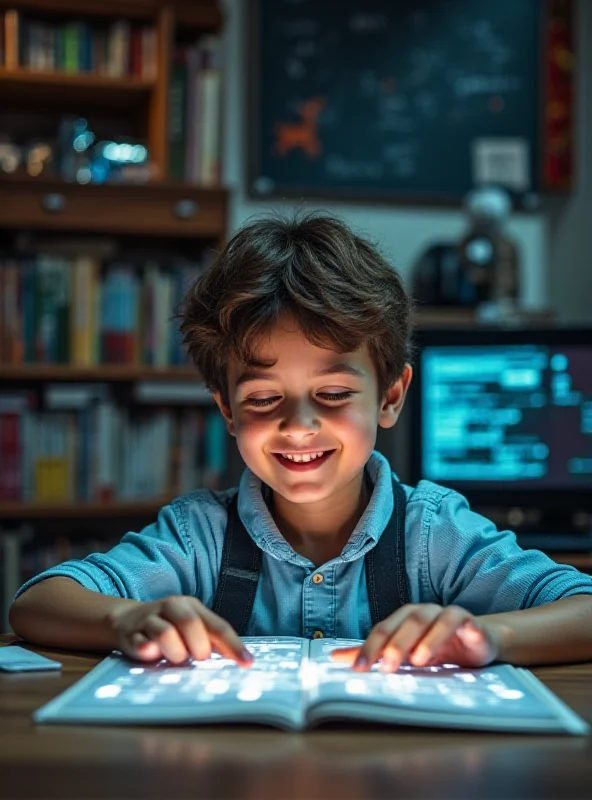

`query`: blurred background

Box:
[1,0,590,628]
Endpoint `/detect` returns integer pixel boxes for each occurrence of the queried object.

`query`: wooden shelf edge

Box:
[0,171,230,191]
[550,553,592,569]
[0,171,229,197]
[0,500,175,518]
[0,365,203,381]
[0,1,223,30]
[0,68,154,91]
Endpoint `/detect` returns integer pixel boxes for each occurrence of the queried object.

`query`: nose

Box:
[278,397,320,438]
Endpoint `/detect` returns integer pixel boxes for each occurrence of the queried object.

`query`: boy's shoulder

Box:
[401,477,458,511]
[168,486,238,515]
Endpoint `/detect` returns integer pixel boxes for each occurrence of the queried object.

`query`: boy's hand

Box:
[106,596,254,667]
[330,603,501,672]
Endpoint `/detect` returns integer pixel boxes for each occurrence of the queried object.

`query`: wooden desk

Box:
[2,635,592,800]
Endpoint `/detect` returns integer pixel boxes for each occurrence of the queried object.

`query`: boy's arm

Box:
[425,491,592,616]
[9,577,140,652]
[482,594,592,666]
[9,577,254,667]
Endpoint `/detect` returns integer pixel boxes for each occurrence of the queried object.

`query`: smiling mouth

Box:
[272,450,336,469]
[276,451,330,463]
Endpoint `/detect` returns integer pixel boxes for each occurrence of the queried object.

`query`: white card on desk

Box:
[0,645,62,672]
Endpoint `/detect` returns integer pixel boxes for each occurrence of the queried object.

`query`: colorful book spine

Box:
[35,256,69,364]
[107,20,130,78]
[1,260,23,364]
[0,392,35,500]
[141,26,156,80]
[0,411,20,500]
[0,12,5,67]
[199,36,222,186]
[168,46,188,180]
[182,36,223,185]
[0,388,221,502]
[0,255,205,367]
[4,9,20,69]
[184,43,202,183]
[129,26,142,77]
[63,22,79,73]
[70,255,98,366]
[5,15,153,76]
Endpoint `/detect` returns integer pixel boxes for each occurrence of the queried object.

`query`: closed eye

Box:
[246,391,354,407]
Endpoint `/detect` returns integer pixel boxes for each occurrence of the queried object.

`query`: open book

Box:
[33,636,589,734]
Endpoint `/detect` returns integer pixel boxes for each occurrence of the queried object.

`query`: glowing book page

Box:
[33,637,310,730]
[305,639,589,735]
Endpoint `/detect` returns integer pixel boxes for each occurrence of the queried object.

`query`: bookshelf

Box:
[0,175,227,237]
[0,365,201,380]
[0,66,155,95]
[0,1,222,28]
[0,499,173,518]
[0,1,234,626]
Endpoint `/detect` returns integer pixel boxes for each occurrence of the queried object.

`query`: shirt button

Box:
[313,631,324,639]
[312,573,324,584]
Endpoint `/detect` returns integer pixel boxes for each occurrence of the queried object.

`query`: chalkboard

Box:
[248,0,544,204]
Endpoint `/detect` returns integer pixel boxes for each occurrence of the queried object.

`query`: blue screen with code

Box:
[421,345,592,488]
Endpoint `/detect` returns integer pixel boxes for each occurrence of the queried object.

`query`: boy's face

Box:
[213,317,412,505]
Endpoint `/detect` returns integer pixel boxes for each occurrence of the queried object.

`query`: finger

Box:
[143,615,190,664]
[354,604,442,672]
[408,606,473,667]
[456,619,486,646]
[329,646,362,663]
[379,607,444,673]
[117,631,162,662]
[128,632,162,661]
[159,599,214,662]
[197,606,254,667]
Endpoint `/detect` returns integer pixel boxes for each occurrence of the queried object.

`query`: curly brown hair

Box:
[179,212,412,406]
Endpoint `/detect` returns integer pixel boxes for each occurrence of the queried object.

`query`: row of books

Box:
[0,254,207,366]
[0,10,157,79]
[0,387,228,503]
[19,535,121,586]
[0,529,118,631]
[168,37,223,186]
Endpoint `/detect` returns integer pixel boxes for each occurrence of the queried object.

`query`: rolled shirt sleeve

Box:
[13,503,197,604]
[426,489,592,614]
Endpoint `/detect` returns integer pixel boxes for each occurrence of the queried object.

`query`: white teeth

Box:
[280,451,326,463]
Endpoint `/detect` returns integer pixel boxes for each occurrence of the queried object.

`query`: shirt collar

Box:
[237,450,395,565]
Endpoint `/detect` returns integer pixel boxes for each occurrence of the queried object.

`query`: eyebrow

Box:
[234,363,366,389]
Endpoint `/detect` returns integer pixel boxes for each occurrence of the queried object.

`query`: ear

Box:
[212,390,236,437]
[378,364,413,429]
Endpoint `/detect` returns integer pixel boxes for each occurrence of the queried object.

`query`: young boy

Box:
[9,213,592,674]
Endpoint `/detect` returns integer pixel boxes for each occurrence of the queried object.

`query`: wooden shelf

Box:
[551,553,592,570]
[0,1,222,30]
[0,365,202,381]
[0,500,173,519]
[412,307,557,329]
[0,174,228,238]
[0,68,154,107]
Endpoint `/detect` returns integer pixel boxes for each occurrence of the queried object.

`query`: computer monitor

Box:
[409,328,592,513]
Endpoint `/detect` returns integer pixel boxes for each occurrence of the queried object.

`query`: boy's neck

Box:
[268,471,371,563]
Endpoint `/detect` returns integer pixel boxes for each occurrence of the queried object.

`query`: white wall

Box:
[220,0,549,309]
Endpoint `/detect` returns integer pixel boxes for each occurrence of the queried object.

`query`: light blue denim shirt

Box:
[14,450,592,639]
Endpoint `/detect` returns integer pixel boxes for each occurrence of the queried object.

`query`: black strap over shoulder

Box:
[364,477,410,627]
[212,472,410,636]
[210,491,262,636]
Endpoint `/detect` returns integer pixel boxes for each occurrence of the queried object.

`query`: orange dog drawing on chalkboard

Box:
[274,97,325,158]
